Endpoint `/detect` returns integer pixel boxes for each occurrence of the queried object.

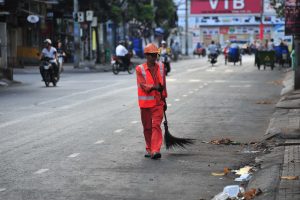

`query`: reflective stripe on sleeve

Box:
[138,65,146,79]
[138,96,155,100]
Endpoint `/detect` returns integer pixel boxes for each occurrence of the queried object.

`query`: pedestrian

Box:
[56,40,66,72]
[135,43,167,160]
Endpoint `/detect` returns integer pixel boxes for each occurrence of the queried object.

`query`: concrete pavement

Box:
[246,70,300,200]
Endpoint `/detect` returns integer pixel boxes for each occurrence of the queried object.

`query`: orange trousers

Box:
[140,105,163,154]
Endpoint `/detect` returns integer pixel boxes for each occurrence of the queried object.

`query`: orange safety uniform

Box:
[136,62,167,154]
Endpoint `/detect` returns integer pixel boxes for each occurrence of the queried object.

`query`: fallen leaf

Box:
[281,176,299,180]
[224,167,231,175]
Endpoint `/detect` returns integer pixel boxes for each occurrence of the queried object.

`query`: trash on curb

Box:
[212,186,262,200]
[233,166,253,175]
[281,176,299,180]
[255,100,273,104]
[241,150,260,154]
[212,185,245,200]
[212,168,231,176]
[234,173,252,182]
[242,188,262,200]
[208,138,241,145]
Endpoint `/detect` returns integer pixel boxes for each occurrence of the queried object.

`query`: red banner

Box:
[191,0,261,15]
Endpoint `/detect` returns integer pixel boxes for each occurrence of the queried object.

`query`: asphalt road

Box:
[0,55,284,200]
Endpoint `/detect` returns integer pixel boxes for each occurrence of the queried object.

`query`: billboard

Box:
[190,0,262,15]
[285,0,300,35]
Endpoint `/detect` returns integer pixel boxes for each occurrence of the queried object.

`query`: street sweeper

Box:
[136,43,167,160]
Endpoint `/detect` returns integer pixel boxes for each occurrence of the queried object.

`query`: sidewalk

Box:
[247,70,300,200]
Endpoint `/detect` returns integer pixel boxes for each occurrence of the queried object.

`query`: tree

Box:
[270,0,285,18]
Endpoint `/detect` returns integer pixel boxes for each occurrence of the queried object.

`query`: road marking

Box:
[166,78,177,82]
[95,140,104,144]
[206,68,216,72]
[175,99,180,102]
[189,91,194,94]
[187,68,202,72]
[199,86,204,88]
[225,69,234,73]
[214,80,226,83]
[114,129,123,133]
[194,89,199,91]
[34,169,49,174]
[189,79,201,82]
[68,153,80,158]
[229,85,252,88]
[131,121,139,124]
[204,83,208,86]
[0,188,6,192]
[183,95,188,97]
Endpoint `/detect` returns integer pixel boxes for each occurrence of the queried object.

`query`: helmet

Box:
[161,40,166,44]
[44,39,52,45]
[144,43,159,54]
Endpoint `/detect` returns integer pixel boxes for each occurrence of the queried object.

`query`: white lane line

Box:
[166,78,177,82]
[214,80,227,83]
[95,140,104,144]
[189,79,201,82]
[204,83,208,86]
[175,99,180,102]
[182,95,188,97]
[194,89,199,91]
[225,69,234,73]
[167,104,172,107]
[68,153,80,158]
[206,68,216,72]
[189,91,194,94]
[114,129,123,133]
[0,188,6,192]
[187,68,202,72]
[229,85,252,88]
[131,121,139,124]
[34,169,49,174]
[199,86,204,89]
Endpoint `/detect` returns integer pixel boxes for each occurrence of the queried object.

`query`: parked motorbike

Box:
[159,53,171,75]
[111,53,134,75]
[209,53,218,66]
[40,57,59,87]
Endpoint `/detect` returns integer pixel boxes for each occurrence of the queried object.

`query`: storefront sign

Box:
[191,0,261,15]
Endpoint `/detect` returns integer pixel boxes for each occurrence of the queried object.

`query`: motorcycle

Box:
[111,53,134,75]
[40,57,59,87]
[159,53,171,75]
[209,53,218,66]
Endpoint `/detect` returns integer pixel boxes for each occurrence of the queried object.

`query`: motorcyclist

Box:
[158,40,171,74]
[208,40,218,61]
[39,39,59,80]
[116,40,130,68]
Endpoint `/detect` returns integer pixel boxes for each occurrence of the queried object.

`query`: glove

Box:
[151,84,164,92]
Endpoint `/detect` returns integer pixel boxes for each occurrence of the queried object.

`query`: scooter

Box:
[40,57,59,87]
[111,53,134,75]
[160,53,171,75]
[209,53,218,66]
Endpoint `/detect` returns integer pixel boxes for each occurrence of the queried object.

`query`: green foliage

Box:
[270,0,285,18]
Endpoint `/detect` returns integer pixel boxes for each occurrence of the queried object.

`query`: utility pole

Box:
[185,0,188,55]
[73,0,80,68]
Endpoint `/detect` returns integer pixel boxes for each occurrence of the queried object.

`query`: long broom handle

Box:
[160,90,168,123]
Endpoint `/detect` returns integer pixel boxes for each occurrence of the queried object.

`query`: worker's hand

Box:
[151,84,164,92]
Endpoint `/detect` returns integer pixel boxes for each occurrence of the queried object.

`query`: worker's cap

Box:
[44,39,52,45]
[144,43,159,54]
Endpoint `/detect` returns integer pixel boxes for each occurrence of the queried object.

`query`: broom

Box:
[163,101,195,149]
